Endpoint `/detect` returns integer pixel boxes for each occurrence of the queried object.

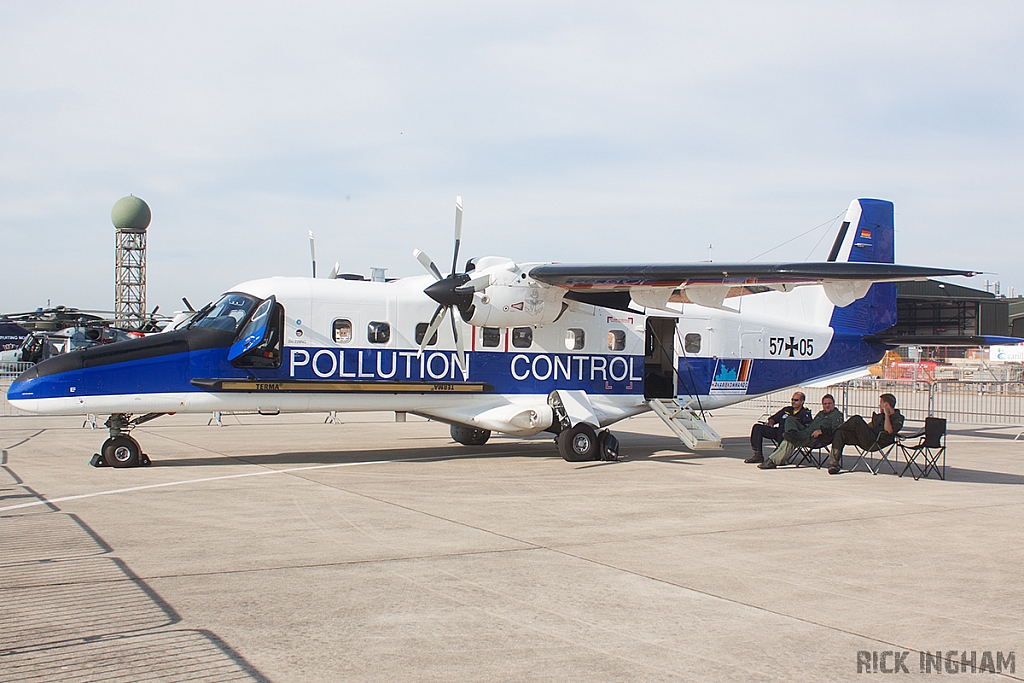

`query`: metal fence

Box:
[762,378,1024,427]
[0,362,33,416]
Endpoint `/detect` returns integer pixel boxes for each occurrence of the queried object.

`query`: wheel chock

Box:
[89,453,108,467]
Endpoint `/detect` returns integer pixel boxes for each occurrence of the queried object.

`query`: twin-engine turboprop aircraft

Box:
[8,198,980,467]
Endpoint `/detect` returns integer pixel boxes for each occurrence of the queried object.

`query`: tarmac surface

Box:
[1,405,1022,682]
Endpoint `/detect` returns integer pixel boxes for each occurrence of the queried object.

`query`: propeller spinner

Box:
[412,197,481,378]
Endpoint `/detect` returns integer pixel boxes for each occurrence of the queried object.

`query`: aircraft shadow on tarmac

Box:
[144,431,1024,484]
[147,431,718,470]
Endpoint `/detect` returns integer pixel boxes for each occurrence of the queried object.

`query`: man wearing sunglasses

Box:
[745,392,812,464]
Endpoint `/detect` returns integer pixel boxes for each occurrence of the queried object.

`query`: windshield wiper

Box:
[186,301,215,329]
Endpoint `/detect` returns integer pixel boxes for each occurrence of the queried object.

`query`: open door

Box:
[644,317,677,399]
[229,296,283,368]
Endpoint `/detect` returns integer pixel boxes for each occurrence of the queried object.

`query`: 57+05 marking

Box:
[768,336,814,357]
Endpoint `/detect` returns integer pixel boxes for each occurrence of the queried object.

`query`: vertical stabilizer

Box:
[828,198,897,334]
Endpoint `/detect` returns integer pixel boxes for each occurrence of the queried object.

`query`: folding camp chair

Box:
[898,417,947,480]
[792,440,829,468]
[850,434,899,475]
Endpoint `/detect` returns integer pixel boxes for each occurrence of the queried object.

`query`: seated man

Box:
[826,393,904,475]
[745,392,812,464]
[758,394,843,469]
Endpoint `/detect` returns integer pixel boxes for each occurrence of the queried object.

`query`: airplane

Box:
[7,198,982,469]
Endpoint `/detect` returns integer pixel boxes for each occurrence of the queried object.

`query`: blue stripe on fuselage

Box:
[7,346,648,400]
[676,332,888,398]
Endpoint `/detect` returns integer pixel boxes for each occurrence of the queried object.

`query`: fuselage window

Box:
[415,322,438,346]
[368,321,390,344]
[333,319,352,344]
[565,328,585,350]
[481,327,501,348]
[607,330,626,351]
[511,327,533,348]
[684,333,701,354]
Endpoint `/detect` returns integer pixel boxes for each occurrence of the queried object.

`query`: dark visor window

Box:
[192,293,260,334]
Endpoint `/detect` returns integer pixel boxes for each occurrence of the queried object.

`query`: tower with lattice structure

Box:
[111,196,151,330]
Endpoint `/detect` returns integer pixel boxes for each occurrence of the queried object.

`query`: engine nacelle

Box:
[461,257,566,328]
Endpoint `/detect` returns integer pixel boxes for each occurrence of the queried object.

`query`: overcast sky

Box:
[2,1,1021,317]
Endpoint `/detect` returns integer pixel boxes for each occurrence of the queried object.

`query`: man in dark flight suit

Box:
[745,391,812,464]
[827,393,904,475]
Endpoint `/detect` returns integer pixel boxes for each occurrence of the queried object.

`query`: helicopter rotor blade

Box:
[413,249,443,281]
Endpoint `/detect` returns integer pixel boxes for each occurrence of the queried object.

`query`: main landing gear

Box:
[555,423,620,462]
[89,413,165,468]
[548,392,619,462]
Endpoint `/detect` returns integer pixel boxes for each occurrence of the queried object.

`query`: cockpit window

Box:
[191,293,260,334]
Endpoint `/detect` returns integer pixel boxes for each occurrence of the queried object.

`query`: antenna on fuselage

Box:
[308,230,317,278]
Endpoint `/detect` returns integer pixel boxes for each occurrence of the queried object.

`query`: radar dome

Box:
[111,196,151,233]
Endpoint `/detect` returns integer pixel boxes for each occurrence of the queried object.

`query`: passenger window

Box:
[565,328,585,350]
[482,327,501,348]
[511,327,533,348]
[333,319,352,344]
[367,321,390,344]
[607,330,626,351]
[415,323,438,346]
[684,333,701,354]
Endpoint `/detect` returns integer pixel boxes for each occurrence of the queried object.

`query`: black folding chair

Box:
[792,440,829,468]
[898,417,947,480]
[851,434,899,475]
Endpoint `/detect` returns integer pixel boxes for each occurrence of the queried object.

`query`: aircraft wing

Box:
[529,262,976,310]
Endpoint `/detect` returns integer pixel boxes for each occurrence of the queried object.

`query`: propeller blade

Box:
[413,249,443,281]
[329,262,340,279]
[418,305,447,356]
[451,312,468,379]
[451,196,463,275]
[454,273,491,294]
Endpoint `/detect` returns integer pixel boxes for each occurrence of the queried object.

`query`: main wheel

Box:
[557,423,599,462]
[103,435,141,468]
[450,424,491,446]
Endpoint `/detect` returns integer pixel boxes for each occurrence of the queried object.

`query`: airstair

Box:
[646,399,722,450]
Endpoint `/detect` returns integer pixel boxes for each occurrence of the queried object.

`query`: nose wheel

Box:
[95,435,149,468]
[89,413,160,468]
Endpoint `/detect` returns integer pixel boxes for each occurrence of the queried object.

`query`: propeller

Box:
[412,197,477,378]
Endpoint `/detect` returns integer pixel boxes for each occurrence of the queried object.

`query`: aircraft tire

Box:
[450,424,491,446]
[103,436,141,468]
[557,423,599,462]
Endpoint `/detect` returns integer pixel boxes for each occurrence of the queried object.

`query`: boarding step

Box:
[647,399,722,450]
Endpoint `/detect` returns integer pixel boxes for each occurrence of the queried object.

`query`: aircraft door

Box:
[644,317,677,399]
[231,297,285,369]
[229,296,276,361]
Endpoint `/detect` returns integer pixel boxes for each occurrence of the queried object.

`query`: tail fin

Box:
[828,198,897,335]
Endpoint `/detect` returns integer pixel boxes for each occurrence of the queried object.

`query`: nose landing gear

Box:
[89,413,164,468]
